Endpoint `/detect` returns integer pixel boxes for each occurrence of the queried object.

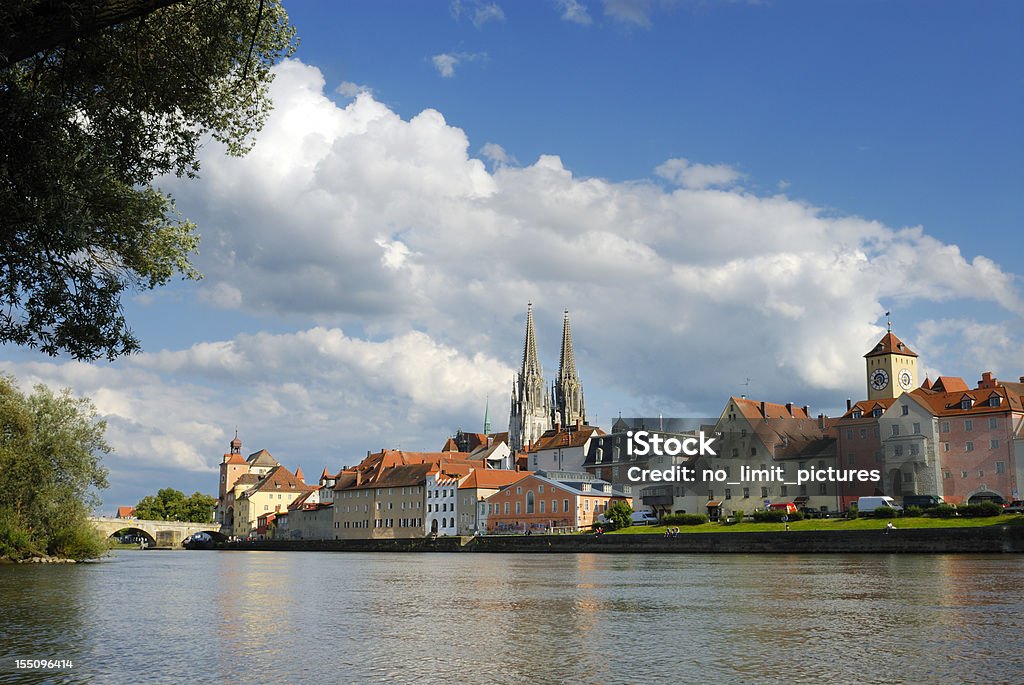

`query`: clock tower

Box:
[864,324,918,400]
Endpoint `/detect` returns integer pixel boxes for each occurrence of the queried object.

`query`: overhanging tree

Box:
[0,1,296,360]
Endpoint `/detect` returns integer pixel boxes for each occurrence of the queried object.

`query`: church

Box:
[507,304,589,452]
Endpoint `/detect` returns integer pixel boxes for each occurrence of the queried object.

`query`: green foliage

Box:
[0,376,110,560]
[134,488,216,522]
[603,500,632,530]
[847,505,859,519]
[660,513,709,526]
[732,509,745,523]
[872,506,899,518]
[904,506,923,518]
[933,504,958,518]
[0,1,297,360]
[751,510,805,523]
[956,502,1003,518]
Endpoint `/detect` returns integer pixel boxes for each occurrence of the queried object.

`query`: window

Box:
[943,471,951,480]
[516,487,522,495]
[859,429,866,439]
[526,491,535,514]
[991,439,1000,449]
[725,489,732,500]
[891,425,900,437]
[941,421,950,433]
[872,408,883,418]
[913,423,921,434]
[761,487,768,498]
[989,396,1002,407]
[707,491,714,500]
[996,461,1006,475]
[743,487,750,498]
[894,446,903,457]
[563,499,570,512]
[961,471,968,479]
[901,405,909,416]
[852,410,863,419]
[848,453,856,465]
[780,485,788,497]
[943,443,950,452]
[966,441,974,452]
[909,444,918,456]
[515,501,521,514]
[960,399,973,410]
[750,447,757,456]
[540,500,546,513]
[989,417,999,429]
[978,469,984,478]
[965,419,973,431]
[504,502,509,514]
[552,499,557,513]
[819,483,827,495]
[584,500,590,511]
[799,484,808,496]
[539,485,545,494]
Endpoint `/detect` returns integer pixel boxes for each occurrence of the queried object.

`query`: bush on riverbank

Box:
[873,506,898,518]
[660,513,708,526]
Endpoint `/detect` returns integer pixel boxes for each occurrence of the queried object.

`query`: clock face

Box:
[898,369,913,391]
[870,368,890,391]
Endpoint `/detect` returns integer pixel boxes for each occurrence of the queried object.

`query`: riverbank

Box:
[221,523,1024,554]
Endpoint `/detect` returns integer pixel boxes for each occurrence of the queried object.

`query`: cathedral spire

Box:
[553,309,586,427]
[558,309,577,382]
[522,302,541,376]
[483,395,491,435]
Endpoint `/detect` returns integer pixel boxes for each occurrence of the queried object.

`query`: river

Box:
[2,551,1023,684]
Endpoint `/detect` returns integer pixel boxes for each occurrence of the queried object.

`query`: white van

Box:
[856,496,902,513]
[631,511,659,526]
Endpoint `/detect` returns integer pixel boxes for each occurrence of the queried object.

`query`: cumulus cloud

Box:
[558,0,593,24]
[655,157,743,189]
[451,0,506,27]
[154,60,1022,415]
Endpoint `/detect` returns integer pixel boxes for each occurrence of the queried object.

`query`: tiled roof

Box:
[116,506,135,518]
[244,465,316,497]
[730,397,811,420]
[224,452,247,465]
[247,449,280,468]
[839,397,898,420]
[529,425,604,452]
[929,376,969,393]
[351,463,434,490]
[459,469,532,490]
[864,332,918,358]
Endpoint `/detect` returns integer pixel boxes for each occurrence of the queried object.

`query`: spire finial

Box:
[483,395,491,434]
[886,310,892,332]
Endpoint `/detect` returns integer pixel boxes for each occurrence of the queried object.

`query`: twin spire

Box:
[508,303,586,451]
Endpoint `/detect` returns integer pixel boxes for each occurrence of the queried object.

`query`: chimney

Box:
[979,371,995,388]
[355,470,362,486]
[846,399,852,411]
[785,402,794,416]
[803,405,810,417]
[760,401,766,417]
[818,413,825,430]
[1020,376,1024,384]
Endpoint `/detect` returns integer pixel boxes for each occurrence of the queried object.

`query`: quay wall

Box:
[222,525,1024,554]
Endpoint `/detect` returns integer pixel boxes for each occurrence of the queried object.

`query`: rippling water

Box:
[2,551,1023,684]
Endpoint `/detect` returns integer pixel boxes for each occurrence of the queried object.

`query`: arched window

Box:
[526,491,535,514]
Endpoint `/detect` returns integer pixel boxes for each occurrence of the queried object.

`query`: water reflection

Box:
[2,552,1023,683]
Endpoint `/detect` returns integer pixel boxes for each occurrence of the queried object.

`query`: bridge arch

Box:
[108,527,157,547]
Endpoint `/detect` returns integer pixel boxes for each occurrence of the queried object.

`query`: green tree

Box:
[0,376,110,560]
[134,488,215,522]
[604,500,633,530]
[0,1,296,360]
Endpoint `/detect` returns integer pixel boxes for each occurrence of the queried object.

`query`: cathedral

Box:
[508,304,587,451]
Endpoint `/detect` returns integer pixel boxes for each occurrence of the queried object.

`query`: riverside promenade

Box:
[222,524,1024,554]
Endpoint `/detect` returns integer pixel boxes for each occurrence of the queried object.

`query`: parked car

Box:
[1004,500,1024,514]
[768,502,797,515]
[856,496,903,513]
[630,511,659,526]
[902,494,944,509]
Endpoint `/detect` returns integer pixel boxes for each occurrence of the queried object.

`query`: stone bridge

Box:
[88,517,226,548]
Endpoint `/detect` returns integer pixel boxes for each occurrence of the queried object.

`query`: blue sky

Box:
[2,0,1021,512]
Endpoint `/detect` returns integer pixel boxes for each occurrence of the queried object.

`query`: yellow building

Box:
[233,464,314,538]
[865,329,919,401]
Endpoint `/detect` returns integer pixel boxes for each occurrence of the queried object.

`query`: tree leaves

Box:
[0,1,296,359]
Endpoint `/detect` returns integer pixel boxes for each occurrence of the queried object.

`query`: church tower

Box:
[552,310,586,428]
[865,320,919,400]
[218,430,249,525]
[509,303,553,451]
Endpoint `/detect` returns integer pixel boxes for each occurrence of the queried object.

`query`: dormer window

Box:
[989,395,1002,407]
[960,398,973,410]
[872,408,882,418]
[852,410,863,419]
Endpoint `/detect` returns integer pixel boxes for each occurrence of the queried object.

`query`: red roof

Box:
[459,469,532,490]
[864,332,918,358]
[116,506,135,518]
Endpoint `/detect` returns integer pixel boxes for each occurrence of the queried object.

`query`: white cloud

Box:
[558,0,593,24]
[603,0,655,27]
[431,52,487,78]
[480,142,517,168]
[655,157,743,189]
[473,2,506,27]
[432,53,459,78]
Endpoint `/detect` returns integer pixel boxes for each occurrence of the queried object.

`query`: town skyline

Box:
[0,1,1020,511]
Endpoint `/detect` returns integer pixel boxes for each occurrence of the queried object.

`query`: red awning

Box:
[706,501,722,507]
